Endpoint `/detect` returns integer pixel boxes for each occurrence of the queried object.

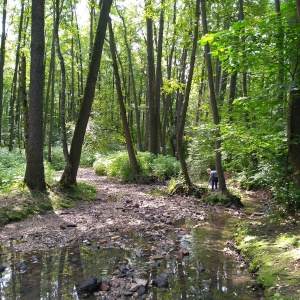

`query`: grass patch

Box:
[0,182,97,225]
[234,216,300,299]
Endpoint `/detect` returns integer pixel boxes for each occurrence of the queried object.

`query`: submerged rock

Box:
[0,265,6,272]
[152,273,169,288]
[16,261,27,271]
[79,277,101,293]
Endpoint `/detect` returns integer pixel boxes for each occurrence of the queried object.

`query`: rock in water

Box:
[79,277,101,293]
[0,265,6,272]
[152,273,169,288]
[16,261,27,271]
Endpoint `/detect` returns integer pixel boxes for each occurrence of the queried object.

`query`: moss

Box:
[234,216,300,299]
[0,182,97,225]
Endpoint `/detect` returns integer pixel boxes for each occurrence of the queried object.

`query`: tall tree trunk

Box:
[176,0,200,187]
[287,88,300,190]
[118,10,143,151]
[59,0,113,187]
[54,0,70,174]
[200,0,228,194]
[9,1,25,151]
[48,52,56,162]
[154,0,164,154]
[20,55,28,155]
[0,0,7,145]
[296,0,300,22]
[108,19,139,175]
[146,0,159,154]
[275,0,285,103]
[24,0,46,190]
[43,37,55,142]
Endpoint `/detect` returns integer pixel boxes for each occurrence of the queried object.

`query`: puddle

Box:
[0,211,262,300]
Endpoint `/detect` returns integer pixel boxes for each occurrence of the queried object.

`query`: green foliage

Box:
[44,147,65,171]
[93,151,180,182]
[0,148,26,191]
[45,146,97,171]
[203,189,242,206]
[187,125,216,182]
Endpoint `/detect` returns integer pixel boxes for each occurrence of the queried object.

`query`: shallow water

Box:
[0,204,262,299]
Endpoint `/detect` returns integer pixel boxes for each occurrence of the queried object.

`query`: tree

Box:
[108,18,140,176]
[176,0,200,187]
[200,0,242,206]
[59,0,113,187]
[0,0,7,145]
[24,0,46,190]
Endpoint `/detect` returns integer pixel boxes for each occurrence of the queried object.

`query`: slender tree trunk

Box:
[200,0,228,194]
[54,0,70,172]
[296,0,300,22]
[108,19,139,175]
[146,1,158,154]
[176,0,200,187]
[24,0,46,190]
[48,52,55,162]
[43,37,55,142]
[60,0,113,187]
[118,11,143,151]
[20,55,28,155]
[0,0,7,145]
[9,1,24,151]
[154,0,164,154]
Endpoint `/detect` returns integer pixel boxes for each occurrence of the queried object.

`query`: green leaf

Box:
[200,33,215,45]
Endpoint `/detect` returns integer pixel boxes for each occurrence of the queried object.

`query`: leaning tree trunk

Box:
[54,0,70,175]
[176,0,200,187]
[200,0,228,194]
[59,0,113,187]
[108,18,140,176]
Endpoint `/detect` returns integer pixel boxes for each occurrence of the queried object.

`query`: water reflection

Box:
[0,216,260,300]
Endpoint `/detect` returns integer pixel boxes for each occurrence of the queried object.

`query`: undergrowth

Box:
[93,151,180,182]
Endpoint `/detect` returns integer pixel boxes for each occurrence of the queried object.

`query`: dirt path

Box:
[0,168,234,252]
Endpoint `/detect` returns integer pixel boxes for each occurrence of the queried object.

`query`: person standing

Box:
[207,168,218,191]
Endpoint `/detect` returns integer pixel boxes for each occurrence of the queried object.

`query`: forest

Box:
[0,0,300,299]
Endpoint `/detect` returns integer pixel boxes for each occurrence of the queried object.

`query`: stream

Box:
[0,193,265,299]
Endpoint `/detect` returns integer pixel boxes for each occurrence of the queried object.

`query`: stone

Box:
[66,223,77,228]
[137,285,146,296]
[16,261,27,271]
[135,278,148,286]
[0,265,6,272]
[100,282,110,291]
[79,277,100,293]
[152,274,169,288]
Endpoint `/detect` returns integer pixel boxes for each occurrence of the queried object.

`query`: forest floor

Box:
[0,168,299,299]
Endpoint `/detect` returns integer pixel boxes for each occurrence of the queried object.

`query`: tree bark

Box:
[200,0,228,193]
[24,0,46,190]
[54,0,70,172]
[9,1,24,151]
[287,88,300,189]
[59,0,113,187]
[0,0,7,145]
[108,18,140,176]
[176,0,200,187]
[20,55,28,155]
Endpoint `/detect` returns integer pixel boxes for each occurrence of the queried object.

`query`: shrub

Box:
[93,151,180,182]
[0,148,26,190]
[152,155,180,180]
